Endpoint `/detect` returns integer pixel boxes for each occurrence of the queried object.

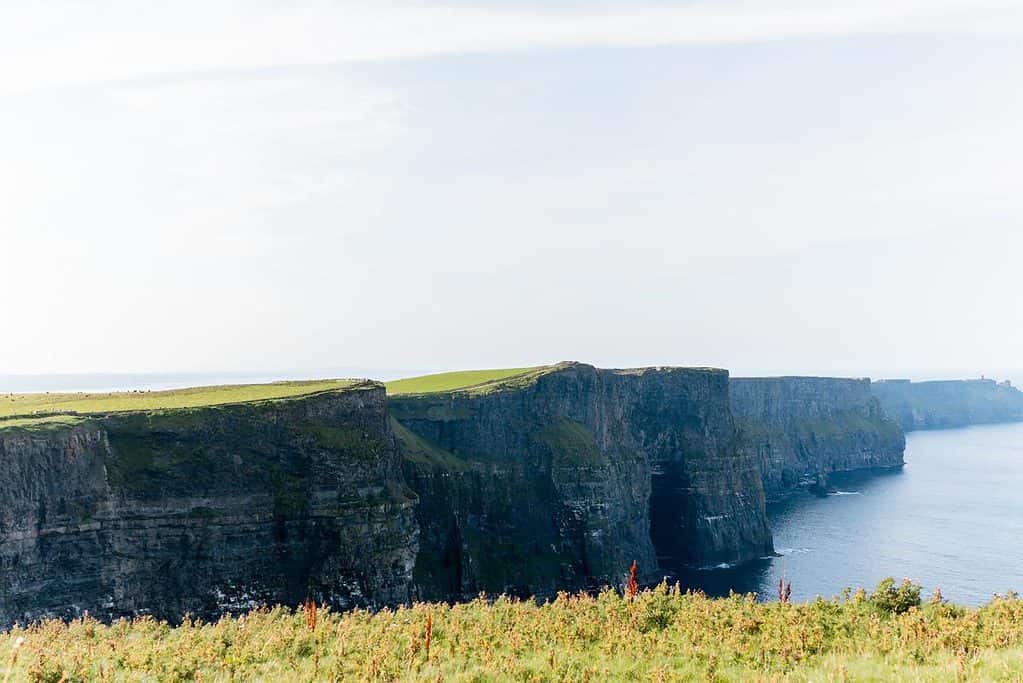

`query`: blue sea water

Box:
[677,421,1023,605]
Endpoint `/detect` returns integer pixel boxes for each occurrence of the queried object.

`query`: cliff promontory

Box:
[730,377,905,500]
[392,363,772,602]
[0,383,418,628]
[872,378,1023,431]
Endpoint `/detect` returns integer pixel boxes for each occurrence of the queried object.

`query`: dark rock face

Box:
[872,379,1023,431]
[9,366,926,623]
[730,377,905,500]
[394,363,773,601]
[0,385,417,628]
[632,369,772,571]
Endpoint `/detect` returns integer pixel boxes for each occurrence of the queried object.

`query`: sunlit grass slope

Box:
[0,379,361,420]
[385,366,549,395]
[4,584,1023,681]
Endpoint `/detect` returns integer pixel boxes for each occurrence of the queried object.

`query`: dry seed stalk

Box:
[627,561,638,602]
[425,613,432,661]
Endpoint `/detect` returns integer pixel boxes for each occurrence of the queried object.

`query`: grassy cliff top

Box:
[385,366,553,396]
[386,363,730,397]
[0,379,364,423]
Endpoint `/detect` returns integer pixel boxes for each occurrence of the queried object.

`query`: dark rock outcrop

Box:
[872,378,1023,431]
[730,377,905,500]
[393,363,773,601]
[0,384,418,628]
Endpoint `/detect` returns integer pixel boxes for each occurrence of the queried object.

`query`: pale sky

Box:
[2,1,1022,380]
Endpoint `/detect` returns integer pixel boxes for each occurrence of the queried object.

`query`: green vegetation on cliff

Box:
[0,379,362,426]
[4,583,1023,681]
[385,366,550,396]
[0,414,90,432]
[539,418,607,466]
[736,411,904,448]
[391,418,468,470]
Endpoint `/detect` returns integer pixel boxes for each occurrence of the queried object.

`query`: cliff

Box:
[730,377,905,500]
[9,365,933,623]
[0,383,417,628]
[872,378,1023,431]
[392,362,772,602]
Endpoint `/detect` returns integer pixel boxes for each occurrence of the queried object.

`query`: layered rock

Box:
[393,363,773,601]
[0,384,417,628]
[730,377,905,500]
[872,378,1023,431]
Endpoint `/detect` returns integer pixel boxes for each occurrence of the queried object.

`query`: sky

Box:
[2,1,1022,381]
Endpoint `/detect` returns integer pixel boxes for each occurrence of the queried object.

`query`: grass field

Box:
[1,365,551,421]
[0,379,361,421]
[385,367,548,395]
[3,582,1022,681]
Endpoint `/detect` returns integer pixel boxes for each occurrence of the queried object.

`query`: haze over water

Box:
[680,421,1023,605]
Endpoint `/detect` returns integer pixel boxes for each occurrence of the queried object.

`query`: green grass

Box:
[385,367,549,396]
[539,418,607,466]
[392,418,469,470]
[0,414,90,431]
[0,379,362,422]
[4,582,1023,681]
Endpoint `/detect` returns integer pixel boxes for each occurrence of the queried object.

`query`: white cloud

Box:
[3,0,1022,92]
[2,2,1022,376]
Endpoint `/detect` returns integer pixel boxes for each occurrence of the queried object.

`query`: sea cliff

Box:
[730,377,905,500]
[872,378,1023,431]
[1,365,942,624]
[0,384,417,628]
[393,362,772,602]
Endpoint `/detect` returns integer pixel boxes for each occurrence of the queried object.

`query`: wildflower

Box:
[778,578,792,604]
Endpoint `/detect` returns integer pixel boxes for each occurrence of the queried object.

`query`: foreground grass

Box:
[4,584,1023,682]
[0,379,360,423]
[385,367,546,395]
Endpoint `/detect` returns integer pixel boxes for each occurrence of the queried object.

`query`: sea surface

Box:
[677,421,1023,605]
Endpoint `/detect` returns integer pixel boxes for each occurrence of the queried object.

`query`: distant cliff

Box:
[730,377,905,500]
[0,384,417,628]
[872,379,1023,431]
[393,363,772,601]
